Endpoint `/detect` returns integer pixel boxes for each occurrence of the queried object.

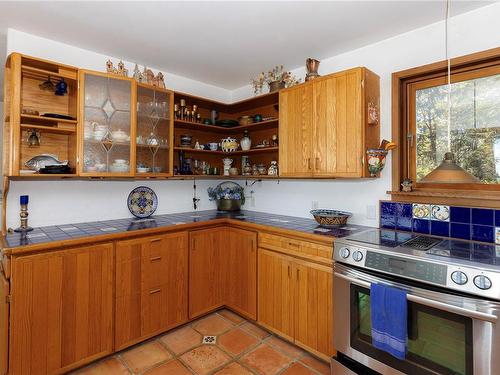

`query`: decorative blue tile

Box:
[381,202,396,216]
[431,221,450,237]
[495,211,500,227]
[471,208,494,226]
[471,225,494,243]
[380,202,396,229]
[450,207,471,223]
[450,223,471,240]
[396,203,412,231]
[412,219,430,234]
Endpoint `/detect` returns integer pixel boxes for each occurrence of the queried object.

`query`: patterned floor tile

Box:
[179,345,231,375]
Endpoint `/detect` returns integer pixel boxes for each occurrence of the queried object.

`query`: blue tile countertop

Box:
[1,210,370,253]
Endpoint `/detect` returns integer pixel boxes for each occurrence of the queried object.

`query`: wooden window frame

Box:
[391,47,500,208]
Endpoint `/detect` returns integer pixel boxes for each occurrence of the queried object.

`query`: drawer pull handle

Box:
[150,238,162,243]
[150,256,162,262]
[288,242,300,248]
[150,288,161,294]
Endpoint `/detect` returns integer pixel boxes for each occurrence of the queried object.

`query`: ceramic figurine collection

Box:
[105,59,165,88]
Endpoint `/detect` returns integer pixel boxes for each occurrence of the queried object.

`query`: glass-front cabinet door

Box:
[79,70,135,176]
[136,84,173,176]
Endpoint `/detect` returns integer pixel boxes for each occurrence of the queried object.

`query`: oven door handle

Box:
[335,272,498,324]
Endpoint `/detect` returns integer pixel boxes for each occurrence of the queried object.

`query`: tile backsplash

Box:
[380,201,500,244]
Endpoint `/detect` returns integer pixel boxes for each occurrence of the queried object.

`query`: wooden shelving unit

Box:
[172,91,280,177]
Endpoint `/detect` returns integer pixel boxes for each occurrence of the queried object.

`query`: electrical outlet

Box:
[311,201,319,210]
[366,205,377,220]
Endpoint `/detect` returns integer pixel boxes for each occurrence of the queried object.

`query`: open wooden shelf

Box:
[21,64,78,81]
[20,124,76,135]
[21,114,77,124]
[172,174,280,180]
[174,118,278,133]
[174,146,278,155]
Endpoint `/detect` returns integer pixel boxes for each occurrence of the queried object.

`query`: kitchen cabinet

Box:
[79,70,136,176]
[258,249,295,342]
[115,232,188,350]
[294,258,335,358]
[9,243,113,375]
[0,265,9,375]
[279,67,380,178]
[226,227,257,320]
[189,227,227,318]
[136,84,174,177]
[189,226,257,320]
[278,83,314,177]
[258,247,335,360]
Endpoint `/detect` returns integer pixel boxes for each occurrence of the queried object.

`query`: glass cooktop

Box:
[346,229,415,248]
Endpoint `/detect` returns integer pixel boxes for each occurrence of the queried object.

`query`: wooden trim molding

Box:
[391,47,500,205]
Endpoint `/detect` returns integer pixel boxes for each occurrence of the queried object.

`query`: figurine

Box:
[145,69,155,85]
[401,178,413,192]
[252,164,259,176]
[106,59,115,73]
[117,60,128,77]
[268,161,278,176]
[132,64,142,82]
[271,134,279,147]
[156,72,166,88]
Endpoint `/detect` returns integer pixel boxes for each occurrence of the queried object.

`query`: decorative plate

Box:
[127,186,158,218]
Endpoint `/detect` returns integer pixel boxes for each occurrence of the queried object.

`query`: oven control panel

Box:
[364,251,447,285]
[334,241,500,299]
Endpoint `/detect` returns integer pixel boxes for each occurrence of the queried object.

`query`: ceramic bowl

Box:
[136,167,151,173]
[114,159,127,165]
[111,130,129,142]
[310,209,352,228]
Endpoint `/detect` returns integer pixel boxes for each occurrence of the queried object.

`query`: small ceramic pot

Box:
[366,149,388,177]
[240,131,251,151]
[221,137,238,153]
[229,167,239,176]
[253,114,263,122]
[257,164,267,175]
[208,142,218,151]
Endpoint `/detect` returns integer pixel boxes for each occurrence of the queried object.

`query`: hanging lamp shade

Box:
[420,152,480,184]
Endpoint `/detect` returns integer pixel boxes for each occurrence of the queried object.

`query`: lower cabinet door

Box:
[294,259,335,359]
[9,243,114,375]
[189,227,227,318]
[115,232,188,350]
[257,249,295,341]
[226,227,257,320]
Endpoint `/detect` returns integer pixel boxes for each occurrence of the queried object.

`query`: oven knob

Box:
[352,251,364,262]
[451,271,468,285]
[473,275,492,290]
[339,247,350,259]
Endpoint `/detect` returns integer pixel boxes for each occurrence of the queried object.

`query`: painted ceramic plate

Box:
[127,186,158,218]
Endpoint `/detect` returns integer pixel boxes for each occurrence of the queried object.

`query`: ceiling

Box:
[0,1,493,96]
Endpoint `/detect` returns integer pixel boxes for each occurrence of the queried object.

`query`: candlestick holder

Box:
[14,195,33,233]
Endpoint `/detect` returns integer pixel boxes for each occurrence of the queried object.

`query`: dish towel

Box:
[370,283,408,360]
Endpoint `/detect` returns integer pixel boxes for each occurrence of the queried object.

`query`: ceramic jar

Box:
[257,164,267,175]
[240,130,252,151]
[222,158,233,176]
[221,137,238,153]
[268,161,278,176]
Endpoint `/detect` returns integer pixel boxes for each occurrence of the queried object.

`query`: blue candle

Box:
[20,195,29,205]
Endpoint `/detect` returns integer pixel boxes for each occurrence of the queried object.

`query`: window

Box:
[392,47,500,200]
[410,67,500,184]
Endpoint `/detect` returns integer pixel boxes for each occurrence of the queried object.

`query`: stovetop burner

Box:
[346,229,414,248]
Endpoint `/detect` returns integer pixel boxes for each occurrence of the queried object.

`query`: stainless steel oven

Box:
[333,262,500,375]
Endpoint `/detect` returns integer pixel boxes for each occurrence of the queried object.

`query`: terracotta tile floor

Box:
[74,309,331,375]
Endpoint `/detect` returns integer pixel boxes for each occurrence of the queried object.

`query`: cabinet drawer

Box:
[258,233,332,262]
[142,237,170,289]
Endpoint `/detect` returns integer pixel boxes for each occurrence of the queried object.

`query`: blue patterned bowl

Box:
[310,209,352,228]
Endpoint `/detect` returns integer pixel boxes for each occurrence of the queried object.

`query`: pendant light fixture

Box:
[419,0,479,184]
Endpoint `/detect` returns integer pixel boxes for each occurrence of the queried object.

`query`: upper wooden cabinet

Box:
[279,67,380,178]
[79,70,136,176]
[3,53,79,177]
[8,243,114,375]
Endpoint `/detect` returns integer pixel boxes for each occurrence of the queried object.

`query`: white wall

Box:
[234,2,500,224]
[4,3,500,229]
